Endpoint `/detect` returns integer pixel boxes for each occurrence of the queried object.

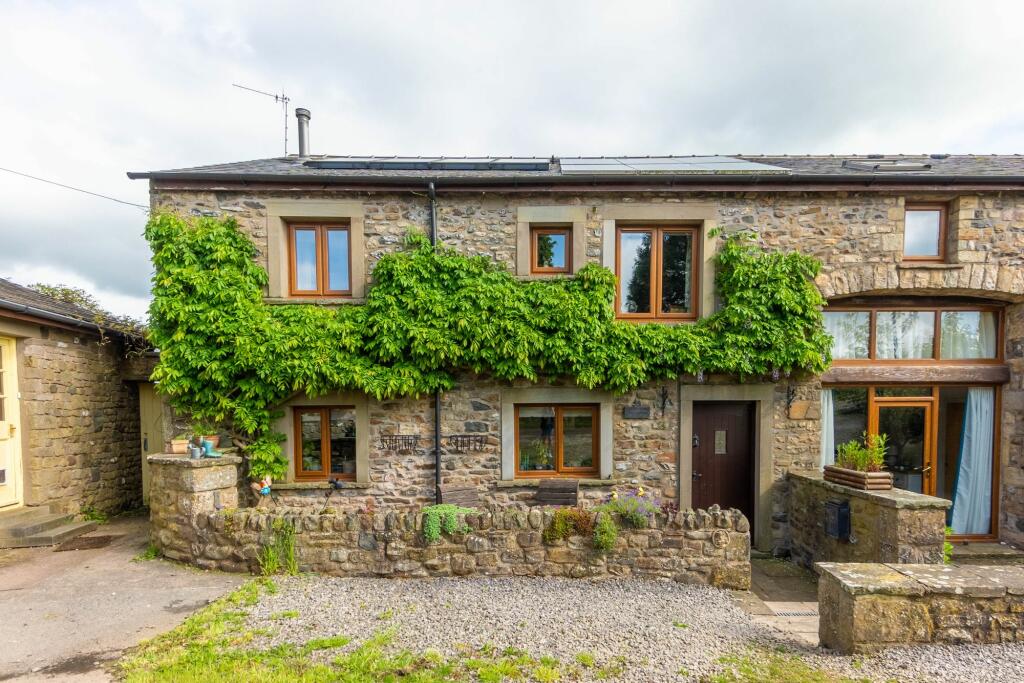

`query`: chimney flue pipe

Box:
[295,108,310,157]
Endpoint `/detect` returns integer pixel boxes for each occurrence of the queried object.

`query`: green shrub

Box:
[943,525,954,564]
[834,432,887,472]
[259,518,298,576]
[145,214,829,480]
[543,508,596,544]
[422,504,476,544]
[592,512,618,552]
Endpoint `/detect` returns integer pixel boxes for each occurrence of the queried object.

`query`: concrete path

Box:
[732,557,820,647]
[0,514,242,681]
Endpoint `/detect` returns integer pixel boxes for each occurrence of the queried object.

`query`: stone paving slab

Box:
[817,562,927,596]
[888,563,1008,597]
[969,564,1024,595]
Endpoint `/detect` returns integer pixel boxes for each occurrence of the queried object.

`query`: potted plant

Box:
[824,432,892,490]
[168,433,191,454]
[194,422,221,448]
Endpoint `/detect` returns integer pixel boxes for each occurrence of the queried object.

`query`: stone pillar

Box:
[147,454,242,562]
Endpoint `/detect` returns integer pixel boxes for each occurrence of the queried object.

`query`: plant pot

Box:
[824,465,893,491]
[169,439,189,455]
[203,435,221,448]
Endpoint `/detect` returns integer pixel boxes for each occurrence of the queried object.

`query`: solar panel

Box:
[560,156,790,175]
[307,157,551,171]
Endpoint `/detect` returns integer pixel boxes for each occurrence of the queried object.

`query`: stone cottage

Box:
[0,279,151,546]
[128,114,1024,554]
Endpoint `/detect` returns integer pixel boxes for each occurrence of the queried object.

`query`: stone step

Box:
[0,511,72,540]
[0,505,55,528]
[6,520,98,548]
[952,542,1024,566]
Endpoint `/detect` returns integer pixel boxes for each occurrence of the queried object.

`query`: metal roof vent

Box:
[295,108,311,158]
[842,159,932,172]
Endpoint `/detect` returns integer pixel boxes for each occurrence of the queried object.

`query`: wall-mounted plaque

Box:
[714,430,727,455]
[445,434,487,452]
[623,402,651,419]
[379,434,421,450]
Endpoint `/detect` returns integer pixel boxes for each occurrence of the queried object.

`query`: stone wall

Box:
[150,186,1024,549]
[788,472,949,567]
[19,328,142,514]
[149,455,751,589]
[818,562,1024,654]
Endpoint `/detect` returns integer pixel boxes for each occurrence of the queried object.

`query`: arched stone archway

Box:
[815,262,1024,302]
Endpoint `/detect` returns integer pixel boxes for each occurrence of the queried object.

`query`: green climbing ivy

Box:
[145,213,830,480]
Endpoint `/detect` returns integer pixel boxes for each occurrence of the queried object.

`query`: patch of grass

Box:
[673,621,689,629]
[595,655,627,680]
[259,518,299,577]
[269,610,299,621]
[709,648,870,683]
[119,577,624,682]
[378,608,395,621]
[133,543,161,562]
[575,652,596,668]
[80,505,108,524]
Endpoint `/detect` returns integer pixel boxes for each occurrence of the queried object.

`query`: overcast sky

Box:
[3,0,1024,319]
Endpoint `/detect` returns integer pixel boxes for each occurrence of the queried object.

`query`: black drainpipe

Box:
[428,182,443,504]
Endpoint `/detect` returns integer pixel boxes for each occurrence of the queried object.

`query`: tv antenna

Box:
[233,83,291,155]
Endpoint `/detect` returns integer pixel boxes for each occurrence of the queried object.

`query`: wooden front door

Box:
[0,337,22,509]
[138,382,165,504]
[692,402,755,525]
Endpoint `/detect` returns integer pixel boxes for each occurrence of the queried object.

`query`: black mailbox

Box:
[824,499,850,541]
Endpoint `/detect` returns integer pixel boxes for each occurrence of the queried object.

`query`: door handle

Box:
[692,433,699,448]
[692,471,702,480]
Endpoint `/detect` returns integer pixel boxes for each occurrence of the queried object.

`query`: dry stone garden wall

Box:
[148,454,751,589]
[818,562,1024,654]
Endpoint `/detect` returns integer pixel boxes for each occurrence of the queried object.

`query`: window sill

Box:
[496,478,620,488]
[896,262,962,270]
[275,480,370,490]
[264,297,366,305]
[514,273,574,281]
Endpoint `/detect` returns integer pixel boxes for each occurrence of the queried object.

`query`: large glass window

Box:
[617,226,698,319]
[826,306,1001,363]
[904,204,946,260]
[823,311,870,359]
[875,311,934,359]
[515,404,597,476]
[294,406,357,480]
[289,223,351,296]
[940,311,998,359]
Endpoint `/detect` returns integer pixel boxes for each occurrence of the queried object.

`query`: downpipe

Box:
[428,182,443,504]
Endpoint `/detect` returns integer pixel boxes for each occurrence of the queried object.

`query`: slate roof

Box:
[0,278,122,332]
[128,154,1024,185]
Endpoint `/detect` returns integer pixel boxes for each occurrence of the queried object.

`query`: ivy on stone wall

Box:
[145,213,830,479]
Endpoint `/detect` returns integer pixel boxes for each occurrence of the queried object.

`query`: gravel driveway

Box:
[242,575,1024,682]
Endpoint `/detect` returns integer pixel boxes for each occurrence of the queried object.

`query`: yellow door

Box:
[0,337,22,509]
[138,382,164,504]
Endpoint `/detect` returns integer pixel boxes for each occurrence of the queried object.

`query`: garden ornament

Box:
[250,475,272,497]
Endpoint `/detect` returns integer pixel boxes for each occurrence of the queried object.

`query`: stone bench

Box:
[818,562,1024,654]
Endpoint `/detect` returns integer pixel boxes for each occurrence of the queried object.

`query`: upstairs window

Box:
[288,223,351,296]
[294,406,357,480]
[824,306,999,362]
[903,204,946,261]
[530,225,571,274]
[616,226,698,320]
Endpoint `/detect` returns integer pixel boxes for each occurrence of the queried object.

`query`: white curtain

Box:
[820,389,835,468]
[951,387,995,535]
[941,311,997,359]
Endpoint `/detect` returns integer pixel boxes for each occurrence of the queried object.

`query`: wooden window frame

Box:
[903,203,948,263]
[615,225,700,321]
[287,223,353,297]
[513,403,599,478]
[293,406,356,481]
[827,304,1003,366]
[529,225,572,274]
[824,383,1000,541]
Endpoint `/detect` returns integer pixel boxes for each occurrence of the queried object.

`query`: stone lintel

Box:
[494,478,620,488]
[273,481,373,490]
[788,471,951,510]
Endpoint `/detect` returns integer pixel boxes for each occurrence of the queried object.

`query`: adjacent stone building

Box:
[130,139,1024,554]
[0,279,149,517]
